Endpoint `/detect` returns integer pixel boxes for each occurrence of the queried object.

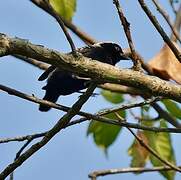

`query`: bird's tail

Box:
[39,88,59,112]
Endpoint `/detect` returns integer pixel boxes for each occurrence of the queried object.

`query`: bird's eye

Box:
[115,46,120,51]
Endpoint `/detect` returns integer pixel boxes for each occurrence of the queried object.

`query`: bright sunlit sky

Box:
[0,0,180,180]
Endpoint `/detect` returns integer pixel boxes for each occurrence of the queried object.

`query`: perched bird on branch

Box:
[38,42,128,111]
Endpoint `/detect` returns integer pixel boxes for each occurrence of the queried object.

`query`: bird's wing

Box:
[78,45,111,63]
[77,46,93,56]
[38,45,103,81]
[38,65,56,81]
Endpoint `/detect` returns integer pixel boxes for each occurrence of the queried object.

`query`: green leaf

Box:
[162,99,181,120]
[103,109,126,120]
[128,131,149,168]
[101,90,124,104]
[146,120,176,180]
[50,0,76,21]
[87,110,125,152]
[87,121,121,152]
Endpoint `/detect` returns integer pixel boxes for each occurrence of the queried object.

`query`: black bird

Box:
[38,42,128,111]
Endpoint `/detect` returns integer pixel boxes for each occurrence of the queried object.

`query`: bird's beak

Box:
[120,53,130,60]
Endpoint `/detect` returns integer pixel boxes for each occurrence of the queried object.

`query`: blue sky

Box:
[0,0,180,180]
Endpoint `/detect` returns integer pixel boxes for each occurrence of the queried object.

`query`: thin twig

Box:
[170,3,181,42]
[152,0,181,43]
[13,55,49,70]
[1,115,180,144]
[100,83,181,128]
[169,0,177,15]
[63,19,97,45]
[152,102,181,128]
[127,127,181,172]
[115,113,181,173]
[138,0,181,62]
[45,0,76,52]
[1,84,181,134]
[97,97,162,115]
[9,140,33,180]
[129,109,160,122]
[89,113,181,178]
[0,118,88,144]
[99,83,149,96]
[30,0,97,45]
[113,0,142,70]
[0,83,97,179]
[15,140,33,160]
[31,0,76,53]
[0,132,47,144]
[88,165,181,179]
[123,48,155,75]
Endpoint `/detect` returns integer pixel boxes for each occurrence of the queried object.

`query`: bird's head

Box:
[96,42,129,65]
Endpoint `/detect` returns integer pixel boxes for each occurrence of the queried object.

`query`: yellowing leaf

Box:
[128,131,149,168]
[50,0,76,21]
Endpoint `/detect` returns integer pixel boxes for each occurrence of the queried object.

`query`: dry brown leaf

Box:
[148,42,181,84]
[128,131,149,167]
[135,131,149,159]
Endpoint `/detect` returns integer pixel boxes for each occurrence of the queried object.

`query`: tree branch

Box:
[97,97,162,115]
[152,0,181,43]
[9,139,33,179]
[116,111,180,173]
[127,127,181,172]
[0,83,97,179]
[100,84,181,128]
[30,0,97,45]
[11,53,180,129]
[15,51,179,128]
[89,166,181,179]
[1,84,180,133]
[168,0,177,15]
[0,132,47,144]
[152,102,181,128]
[171,3,181,42]
[100,83,148,96]
[13,54,49,70]
[0,34,181,102]
[113,0,142,70]
[31,0,76,53]
[138,0,181,62]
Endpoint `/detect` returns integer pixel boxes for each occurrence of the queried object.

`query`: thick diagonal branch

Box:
[0,34,181,102]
